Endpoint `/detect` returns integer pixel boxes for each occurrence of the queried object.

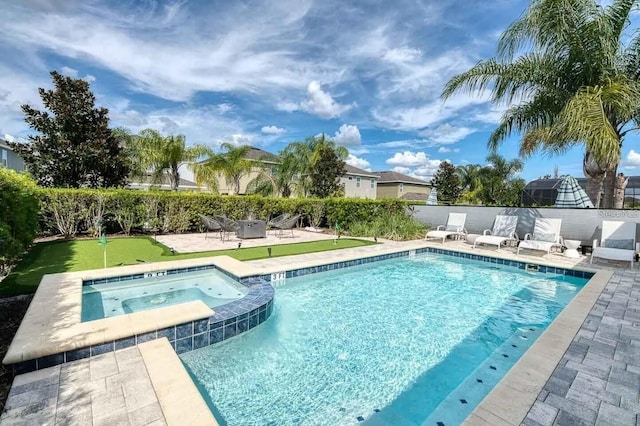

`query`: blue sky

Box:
[1,0,638,182]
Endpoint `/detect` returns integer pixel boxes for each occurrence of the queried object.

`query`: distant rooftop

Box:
[344,164,379,178]
[243,146,280,163]
[375,171,430,185]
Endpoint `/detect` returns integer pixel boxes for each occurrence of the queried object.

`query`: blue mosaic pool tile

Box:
[38,353,64,369]
[65,347,90,362]
[83,280,93,286]
[223,318,237,327]
[13,360,37,375]
[157,326,176,341]
[237,318,249,333]
[91,341,114,356]
[176,337,193,354]
[210,327,224,344]
[249,314,258,329]
[210,320,223,330]
[258,310,267,324]
[136,331,157,344]
[193,332,209,349]
[115,336,136,350]
[224,323,237,339]
[194,318,209,334]
[176,322,193,339]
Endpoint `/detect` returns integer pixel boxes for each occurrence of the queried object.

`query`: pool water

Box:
[180,254,588,426]
[82,270,247,321]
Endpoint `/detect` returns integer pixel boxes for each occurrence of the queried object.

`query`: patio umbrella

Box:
[554,176,594,208]
[426,188,438,205]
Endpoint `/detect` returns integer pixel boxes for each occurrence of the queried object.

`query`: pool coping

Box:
[2,255,266,367]
[463,268,612,425]
[139,338,218,425]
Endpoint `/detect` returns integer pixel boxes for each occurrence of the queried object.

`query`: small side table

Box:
[564,240,581,258]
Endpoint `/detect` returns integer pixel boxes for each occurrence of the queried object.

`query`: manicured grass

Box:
[0,236,375,296]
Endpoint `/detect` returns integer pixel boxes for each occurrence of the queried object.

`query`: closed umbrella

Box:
[554,176,594,208]
[426,188,438,205]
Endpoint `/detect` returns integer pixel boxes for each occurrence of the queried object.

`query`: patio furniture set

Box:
[426,213,639,268]
[198,213,301,241]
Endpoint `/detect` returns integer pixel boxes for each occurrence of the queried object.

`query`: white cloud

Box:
[386,150,441,181]
[217,103,233,114]
[437,146,460,153]
[346,154,371,171]
[333,124,361,146]
[279,81,353,119]
[419,123,475,144]
[386,151,431,167]
[221,134,254,147]
[382,46,422,63]
[391,166,411,174]
[60,66,78,77]
[623,150,640,170]
[261,125,286,135]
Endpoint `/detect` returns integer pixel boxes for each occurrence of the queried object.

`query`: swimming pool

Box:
[82,270,248,321]
[180,253,589,425]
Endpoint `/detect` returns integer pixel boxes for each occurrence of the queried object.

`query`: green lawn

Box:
[0,236,375,296]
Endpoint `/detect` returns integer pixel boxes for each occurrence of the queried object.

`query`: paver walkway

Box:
[524,270,640,425]
[0,347,165,426]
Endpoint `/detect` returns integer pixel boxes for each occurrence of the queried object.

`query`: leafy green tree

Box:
[10,71,129,188]
[442,0,640,208]
[191,143,253,194]
[0,169,39,272]
[431,161,461,204]
[128,129,210,191]
[456,164,483,204]
[309,141,347,198]
[247,151,299,197]
[477,154,524,206]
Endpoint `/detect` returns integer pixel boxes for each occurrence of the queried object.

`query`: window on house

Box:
[1,149,7,168]
[348,176,353,180]
[370,179,374,189]
[399,183,404,193]
[356,176,361,188]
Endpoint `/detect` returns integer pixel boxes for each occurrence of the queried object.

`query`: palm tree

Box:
[191,143,253,194]
[478,154,525,206]
[456,164,483,204]
[246,151,300,197]
[128,129,210,191]
[442,0,640,208]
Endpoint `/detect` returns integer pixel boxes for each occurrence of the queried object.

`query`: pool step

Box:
[421,326,543,426]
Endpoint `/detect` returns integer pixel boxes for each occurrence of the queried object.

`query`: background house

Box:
[127,173,200,191]
[215,146,279,195]
[0,139,26,172]
[340,165,379,199]
[375,171,431,200]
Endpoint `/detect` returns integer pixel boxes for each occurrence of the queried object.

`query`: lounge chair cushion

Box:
[592,247,635,262]
[533,232,556,242]
[604,239,634,250]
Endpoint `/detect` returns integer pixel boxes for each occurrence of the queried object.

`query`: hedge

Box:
[38,188,408,237]
[0,169,40,272]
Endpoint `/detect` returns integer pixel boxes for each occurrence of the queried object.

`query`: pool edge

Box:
[462,268,613,425]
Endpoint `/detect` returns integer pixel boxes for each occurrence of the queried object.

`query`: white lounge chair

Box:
[426,213,467,243]
[517,218,563,257]
[473,215,519,250]
[591,220,638,268]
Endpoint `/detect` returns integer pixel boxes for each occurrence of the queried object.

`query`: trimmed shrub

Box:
[35,188,409,237]
[0,169,40,272]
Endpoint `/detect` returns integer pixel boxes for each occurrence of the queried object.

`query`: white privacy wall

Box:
[412,206,640,246]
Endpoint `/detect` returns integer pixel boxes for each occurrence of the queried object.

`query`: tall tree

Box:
[192,143,253,194]
[442,0,640,208]
[477,154,525,206]
[10,71,129,188]
[456,164,483,204]
[246,151,299,197]
[308,142,346,198]
[431,161,461,204]
[128,129,209,191]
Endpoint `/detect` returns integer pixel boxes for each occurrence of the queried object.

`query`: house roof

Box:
[344,164,379,178]
[244,146,280,163]
[375,171,431,186]
[129,173,199,188]
[400,192,430,201]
